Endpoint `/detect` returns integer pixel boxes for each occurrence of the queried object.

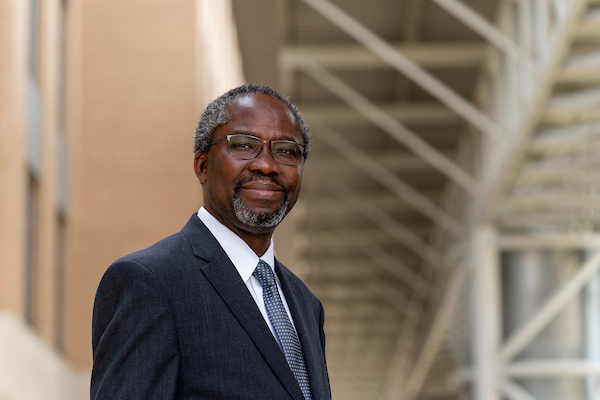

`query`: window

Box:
[25,172,39,326]
[54,212,66,350]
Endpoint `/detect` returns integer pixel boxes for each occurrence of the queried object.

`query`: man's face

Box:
[195,93,304,235]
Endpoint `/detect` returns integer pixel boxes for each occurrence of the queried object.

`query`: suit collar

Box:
[197,208,276,283]
[181,214,222,262]
[181,215,307,400]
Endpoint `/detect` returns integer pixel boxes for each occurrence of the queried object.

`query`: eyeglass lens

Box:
[228,135,302,165]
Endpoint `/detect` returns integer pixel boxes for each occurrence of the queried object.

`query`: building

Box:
[1,0,242,398]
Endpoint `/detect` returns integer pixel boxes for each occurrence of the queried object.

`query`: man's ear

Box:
[194,153,209,184]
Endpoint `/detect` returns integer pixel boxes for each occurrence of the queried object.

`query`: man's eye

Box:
[231,139,257,150]
[275,145,298,156]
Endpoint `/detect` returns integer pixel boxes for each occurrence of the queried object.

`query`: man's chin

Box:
[233,197,288,229]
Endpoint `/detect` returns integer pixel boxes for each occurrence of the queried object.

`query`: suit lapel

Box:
[181,216,305,400]
[277,261,328,400]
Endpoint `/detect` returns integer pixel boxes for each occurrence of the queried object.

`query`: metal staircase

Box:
[231,0,600,399]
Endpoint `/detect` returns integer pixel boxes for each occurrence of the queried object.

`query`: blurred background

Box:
[2,0,600,399]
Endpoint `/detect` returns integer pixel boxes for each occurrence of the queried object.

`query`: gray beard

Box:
[232,195,288,228]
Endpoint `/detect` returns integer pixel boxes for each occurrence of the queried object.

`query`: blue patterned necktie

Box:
[253,260,312,400]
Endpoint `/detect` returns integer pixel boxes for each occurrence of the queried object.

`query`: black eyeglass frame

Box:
[210,134,305,166]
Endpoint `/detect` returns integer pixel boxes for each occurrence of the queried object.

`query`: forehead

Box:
[223,94,300,136]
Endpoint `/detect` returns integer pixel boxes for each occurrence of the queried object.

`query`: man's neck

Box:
[198,206,275,257]
[233,229,273,257]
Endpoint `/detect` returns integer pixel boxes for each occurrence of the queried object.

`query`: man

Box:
[91,84,330,400]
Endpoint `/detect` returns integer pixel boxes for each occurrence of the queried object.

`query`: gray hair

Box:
[194,83,310,158]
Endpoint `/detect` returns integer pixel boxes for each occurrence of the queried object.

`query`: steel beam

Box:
[477,0,590,221]
[280,42,488,70]
[300,60,481,196]
[331,180,447,268]
[551,0,569,20]
[403,267,466,400]
[498,211,600,228]
[548,86,600,110]
[517,156,600,183]
[307,211,429,297]
[501,248,600,362]
[356,236,427,298]
[306,152,438,175]
[299,102,462,127]
[301,0,503,140]
[558,48,600,83]
[301,194,434,216]
[534,0,551,61]
[431,0,533,66]
[575,7,600,38]
[312,118,464,237]
[502,199,600,214]
[506,360,600,377]
[378,280,430,400]
[498,234,600,250]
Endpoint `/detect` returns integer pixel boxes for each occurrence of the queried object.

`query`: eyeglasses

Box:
[211,134,305,166]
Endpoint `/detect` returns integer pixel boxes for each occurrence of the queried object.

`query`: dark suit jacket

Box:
[91,215,330,400]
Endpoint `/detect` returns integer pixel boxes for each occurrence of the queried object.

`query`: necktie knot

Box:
[253,260,276,288]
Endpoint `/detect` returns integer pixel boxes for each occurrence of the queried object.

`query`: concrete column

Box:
[470,226,501,400]
[584,255,600,399]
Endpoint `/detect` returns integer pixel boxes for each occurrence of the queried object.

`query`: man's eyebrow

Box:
[276,135,302,142]
[231,130,302,143]
[230,130,257,136]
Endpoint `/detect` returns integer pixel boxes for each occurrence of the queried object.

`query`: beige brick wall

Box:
[1,0,246,390]
[0,0,28,319]
[64,0,244,368]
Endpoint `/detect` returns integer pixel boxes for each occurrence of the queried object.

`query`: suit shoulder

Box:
[120,230,191,263]
[104,230,196,283]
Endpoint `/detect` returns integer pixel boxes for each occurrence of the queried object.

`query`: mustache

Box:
[234,176,287,193]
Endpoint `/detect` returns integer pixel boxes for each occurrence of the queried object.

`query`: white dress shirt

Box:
[197,207,298,339]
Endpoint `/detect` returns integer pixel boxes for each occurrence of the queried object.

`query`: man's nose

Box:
[248,142,280,175]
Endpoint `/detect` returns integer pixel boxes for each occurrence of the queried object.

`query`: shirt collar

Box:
[197,207,275,283]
